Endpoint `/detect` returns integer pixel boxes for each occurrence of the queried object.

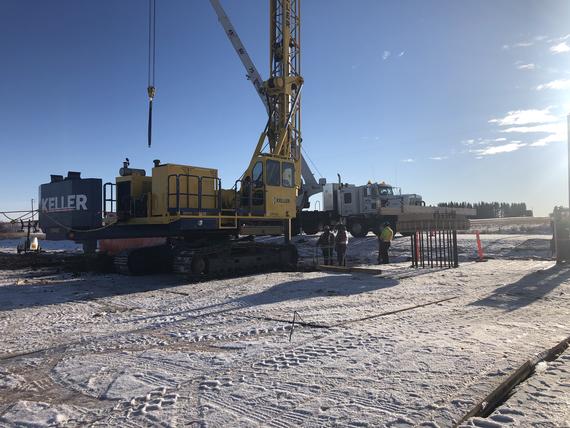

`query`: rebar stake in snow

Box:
[289,311,305,342]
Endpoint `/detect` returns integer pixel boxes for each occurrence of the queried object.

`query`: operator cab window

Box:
[344,193,352,204]
[282,163,294,187]
[379,186,393,196]
[266,160,281,186]
[252,161,263,186]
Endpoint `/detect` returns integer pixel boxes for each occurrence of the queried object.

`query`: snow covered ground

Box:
[469,217,551,235]
[1,233,568,427]
[286,233,553,266]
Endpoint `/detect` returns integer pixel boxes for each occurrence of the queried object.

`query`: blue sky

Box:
[1,0,569,216]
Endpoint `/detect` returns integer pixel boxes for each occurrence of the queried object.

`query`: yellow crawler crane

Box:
[81,1,303,275]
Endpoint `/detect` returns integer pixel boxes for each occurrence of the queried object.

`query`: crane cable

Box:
[0,210,36,223]
[302,146,324,179]
[147,0,157,148]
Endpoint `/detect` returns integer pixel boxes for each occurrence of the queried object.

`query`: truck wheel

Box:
[303,222,322,235]
[350,222,368,238]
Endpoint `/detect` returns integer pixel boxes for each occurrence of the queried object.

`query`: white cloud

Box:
[548,34,570,43]
[531,123,566,146]
[499,121,566,147]
[401,158,414,163]
[537,79,570,90]
[529,134,562,147]
[550,41,570,54]
[476,143,527,156]
[517,63,536,70]
[382,50,391,60]
[500,123,561,134]
[429,156,448,161]
[503,41,534,49]
[489,108,557,126]
[398,51,405,57]
[480,107,567,154]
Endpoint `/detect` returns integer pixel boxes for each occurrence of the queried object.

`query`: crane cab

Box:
[240,155,297,219]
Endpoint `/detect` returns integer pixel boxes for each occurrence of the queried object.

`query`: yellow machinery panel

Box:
[151,163,218,216]
[115,174,153,219]
[116,174,152,199]
[265,184,296,218]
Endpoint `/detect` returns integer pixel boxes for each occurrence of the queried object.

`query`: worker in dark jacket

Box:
[317,225,335,265]
[335,224,349,266]
[378,222,394,264]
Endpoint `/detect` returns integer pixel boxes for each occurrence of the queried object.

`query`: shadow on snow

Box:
[468,264,570,312]
[0,273,189,312]
[0,271,399,313]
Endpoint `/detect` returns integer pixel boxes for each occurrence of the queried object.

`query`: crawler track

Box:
[112,241,298,277]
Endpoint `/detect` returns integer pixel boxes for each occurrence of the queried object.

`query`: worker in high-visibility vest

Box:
[378,222,394,264]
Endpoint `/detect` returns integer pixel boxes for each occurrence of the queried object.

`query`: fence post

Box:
[410,235,417,267]
[453,229,459,267]
[415,231,420,266]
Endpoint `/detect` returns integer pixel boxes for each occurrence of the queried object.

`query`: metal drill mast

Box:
[211,0,305,190]
[266,0,303,164]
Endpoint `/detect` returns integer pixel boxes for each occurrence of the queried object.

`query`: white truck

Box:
[295,180,425,237]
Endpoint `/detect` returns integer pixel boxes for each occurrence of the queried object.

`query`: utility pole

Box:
[31,199,34,222]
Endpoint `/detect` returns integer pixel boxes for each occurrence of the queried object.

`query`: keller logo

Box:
[41,194,88,212]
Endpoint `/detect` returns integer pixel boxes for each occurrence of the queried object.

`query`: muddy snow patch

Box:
[0,400,73,427]
[0,367,26,390]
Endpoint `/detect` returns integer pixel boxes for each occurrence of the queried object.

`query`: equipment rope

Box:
[0,210,36,223]
[39,211,118,234]
[148,0,156,89]
[1,209,117,234]
[147,0,157,148]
